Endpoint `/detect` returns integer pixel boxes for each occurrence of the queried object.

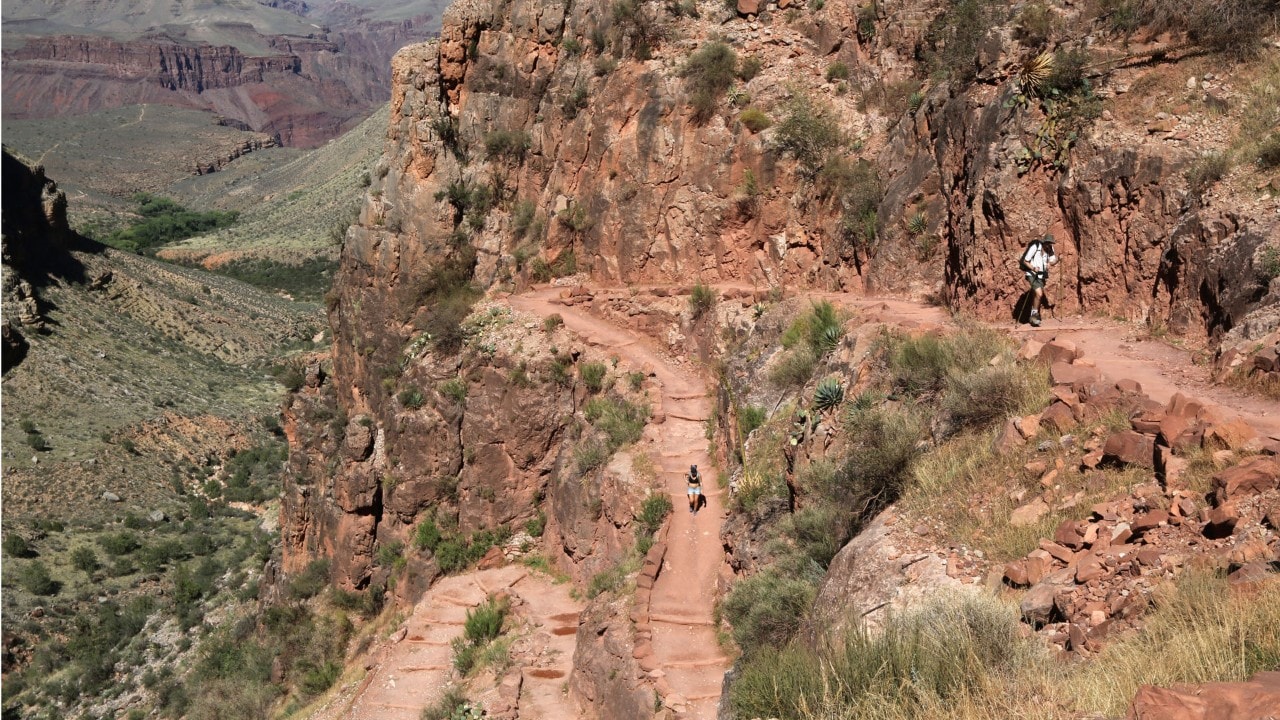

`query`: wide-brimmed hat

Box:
[1042,234,1055,245]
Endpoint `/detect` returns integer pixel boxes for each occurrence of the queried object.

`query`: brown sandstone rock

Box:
[1017,339,1045,361]
[1212,457,1280,505]
[1051,362,1101,389]
[1203,504,1239,539]
[1038,339,1080,366]
[1010,498,1050,527]
[1041,402,1077,433]
[1203,419,1257,451]
[1103,431,1155,468]
[1126,672,1280,720]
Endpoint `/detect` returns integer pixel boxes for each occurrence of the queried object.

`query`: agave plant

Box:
[813,377,845,412]
[1019,52,1054,93]
[907,212,927,236]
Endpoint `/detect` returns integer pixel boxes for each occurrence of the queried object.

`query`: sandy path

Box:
[825,293,1278,439]
[319,564,582,720]
[511,287,732,719]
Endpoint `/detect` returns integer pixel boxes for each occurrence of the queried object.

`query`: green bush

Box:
[1257,133,1280,170]
[17,560,58,596]
[484,130,532,162]
[581,361,608,393]
[102,193,239,254]
[575,438,610,473]
[1185,151,1231,198]
[738,404,767,439]
[99,532,141,556]
[690,282,718,318]
[825,61,850,82]
[415,518,443,551]
[1100,0,1279,58]
[773,94,843,176]
[884,327,1007,397]
[583,395,649,451]
[722,566,819,654]
[398,387,426,409]
[943,363,1047,430]
[682,42,738,123]
[636,493,673,535]
[738,55,763,81]
[71,546,100,573]
[288,558,331,599]
[739,107,771,132]
[213,257,337,302]
[729,595,1029,719]
[525,512,547,537]
[822,407,923,521]
[25,431,50,451]
[421,687,474,720]
[439,378,468,404]
[1015,1,1057,44]
[769,347,818,389]
[543,313,565,332]
[3,534,35,558]
[464,595,508,645]
[588,563,628,597]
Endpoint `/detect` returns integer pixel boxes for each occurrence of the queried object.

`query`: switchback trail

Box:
[511,286,731,719]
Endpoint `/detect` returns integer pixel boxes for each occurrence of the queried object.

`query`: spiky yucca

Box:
[814,377,845,411]
[1019,53,1054,93]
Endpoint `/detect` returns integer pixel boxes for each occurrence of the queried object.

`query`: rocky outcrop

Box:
[1126,671,1280,720]
[1,149,93,371]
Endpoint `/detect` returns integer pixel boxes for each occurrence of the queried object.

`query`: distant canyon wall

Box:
[2,15,439,147]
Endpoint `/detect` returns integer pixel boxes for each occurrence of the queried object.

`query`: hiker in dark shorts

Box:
[1019,235,1059,327]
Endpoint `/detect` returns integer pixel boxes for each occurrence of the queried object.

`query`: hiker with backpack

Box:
[1019,234,1059,327]
[687,464,702,515]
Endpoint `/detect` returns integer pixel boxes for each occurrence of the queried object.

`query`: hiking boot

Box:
[1030,315,1041,327]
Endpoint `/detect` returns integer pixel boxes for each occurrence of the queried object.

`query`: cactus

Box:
[1019,52,1054,93]
[908,212,927,236]
[813,377,845,411]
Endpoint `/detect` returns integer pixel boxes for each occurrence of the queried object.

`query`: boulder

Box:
[1125,672,1280,720]
[1010,498,1050,527]
[344,417,375,461]
[993,418,1025,453]
[1103,431,1155,468]
[1017,338,1045,361]
[1203,419,1257,451]
[1039,339,1080,366]
[1115,378,1143,394]
[1202,504,1239,539]
[736,0,762,13]
[1041,402,1077,433]
[1212,457,1280,505]
[1020,568,1074,626]
[1053,520,1086,549]
[1050,362,1101,389]
[1015,414,1041,439]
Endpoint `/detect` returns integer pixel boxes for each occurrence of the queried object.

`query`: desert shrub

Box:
[3,534,35,558]
[484,129,531,162]
[729,594,1030,719]
[825,61,850,82]
[636,493,673,535]
[414,518,443,551]
[525,512,546,537]
[683,41,739,123]
[543,313,564,332]
[628,370,646,391]
[1043,47,1091,96]
[562,37,583,55]
[594,55,619,75]
[511,200,538,240]
[584,395,649,451]
[397,387,424,409]
[944,363,1048,430]
[421,688,474,720]
[581,361,609,393]
[1257,133,1280,170]
[738,55,763,81]
[883,327,1006,397]
[1185,151,1231,198]
[784,500,845,568]
[439,378,468,404]
[782,301,845,358]
[287,558,331,600]
[1015,1,1057,44]
[690,282,718,318]
[562,84,590,118]
[738,404,767,439]
[773,94,843,176]
[925,0,1001,82]
[769,347,818,388]
[17,561,58,596]
[71,546,100,573]
[1260,245,1280,282]
[464,596,508,645]
[414,247,480,355]
[1101,0,1280,58]
[588,562,629,597]
[722,565,820,654]
[25,432,49,451]
[820,407,923,523]
[99,532,141,556]
[739,107,771,132]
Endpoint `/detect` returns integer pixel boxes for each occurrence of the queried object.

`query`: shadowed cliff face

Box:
[281,0,1278,595]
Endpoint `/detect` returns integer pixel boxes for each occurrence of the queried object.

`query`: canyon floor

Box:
[312,283,1277,720]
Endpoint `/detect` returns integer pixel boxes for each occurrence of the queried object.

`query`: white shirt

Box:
[1023,243,1058,273]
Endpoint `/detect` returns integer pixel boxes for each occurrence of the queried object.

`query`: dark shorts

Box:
[1025,271,1046,290]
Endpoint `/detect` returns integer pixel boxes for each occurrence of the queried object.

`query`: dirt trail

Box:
[314,565,582,720]
[511,287,731,720]
[828,293,1278,439]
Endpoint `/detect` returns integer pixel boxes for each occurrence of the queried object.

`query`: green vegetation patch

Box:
[100,193,239,254]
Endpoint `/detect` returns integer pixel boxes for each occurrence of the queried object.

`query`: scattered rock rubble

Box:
[995,338,1280,657]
